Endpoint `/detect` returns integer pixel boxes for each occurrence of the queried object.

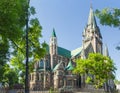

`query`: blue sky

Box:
[30,0,120,80]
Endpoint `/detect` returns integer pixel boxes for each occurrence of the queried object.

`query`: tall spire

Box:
[50,28,58,69]
[87,6,97,28]
[51,28,56,37]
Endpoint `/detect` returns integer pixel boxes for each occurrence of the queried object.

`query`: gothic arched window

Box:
[39,60,44,69]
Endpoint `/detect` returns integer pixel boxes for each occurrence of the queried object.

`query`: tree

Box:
[0,0,27,41]
[2,64,18,88]
[0,38,9,82]
[73,53,116,88]
[114,79,120,84]
[95,8,120,50]
[95,8,120,28]
[0,0,47,87]
[0,0,27,85]
[10,18,47,84]
[9,2,47,86]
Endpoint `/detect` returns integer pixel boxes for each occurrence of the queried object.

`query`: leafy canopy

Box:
[95,8,120,50]
[73,53,116,88]
[95,8,120,28]
[0,0,47,87]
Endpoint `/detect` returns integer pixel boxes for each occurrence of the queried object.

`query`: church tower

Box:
[49,28,58,69]
[83,6,102,54]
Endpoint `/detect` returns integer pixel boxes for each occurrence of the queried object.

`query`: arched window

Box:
[39,60,44,69]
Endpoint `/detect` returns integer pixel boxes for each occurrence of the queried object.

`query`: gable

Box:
[84,42,94,58]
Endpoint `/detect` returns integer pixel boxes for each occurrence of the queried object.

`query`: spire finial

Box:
[90,3,92,9]
[51,28,56,37]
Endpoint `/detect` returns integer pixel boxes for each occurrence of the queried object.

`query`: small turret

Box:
[104,45,109,57]
[50,28,58,69]
[49,28,57,55]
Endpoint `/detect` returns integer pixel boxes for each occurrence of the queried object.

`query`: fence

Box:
[0,88,119,93]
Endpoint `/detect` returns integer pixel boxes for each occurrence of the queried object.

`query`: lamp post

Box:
[25,0,30,93]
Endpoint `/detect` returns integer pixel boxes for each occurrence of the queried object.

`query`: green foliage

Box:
[2,64,18,88]
[73,53,116,88]
[10,51,25,77]
[30,6,36,15]
[95,8,120,50]
[49,87,54,93]
[9,3,47,87]
[28,18,47,60]
[0,0,27,86]
[0,38,9,83]
[95,8,120,28]
[114,79,120,84]
[116,45,120,50]
[0,0,27,41]
[0,0,47,87]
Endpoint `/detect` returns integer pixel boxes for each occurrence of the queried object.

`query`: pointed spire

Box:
[90,3,92,9]
[104,44,109,57]
[87,6,97,28]
[51,28,56,37]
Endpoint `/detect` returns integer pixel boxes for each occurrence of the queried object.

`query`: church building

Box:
[29,7,110,91]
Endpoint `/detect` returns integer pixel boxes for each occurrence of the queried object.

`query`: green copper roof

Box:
[65,61,74,71]
[53,61,62,72]
[71,47,83,57]
[51,28,56,37]
[58,47,71,58]
[45,45,71,58]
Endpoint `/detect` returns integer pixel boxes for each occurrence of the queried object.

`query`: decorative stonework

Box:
[29,7,114,91]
